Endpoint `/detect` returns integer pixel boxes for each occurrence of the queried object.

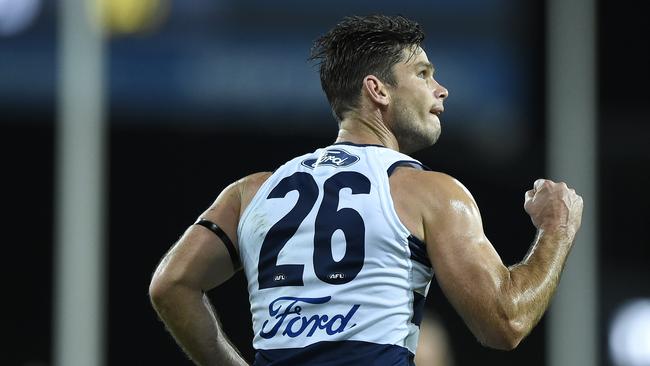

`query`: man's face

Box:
[386,46,448,154]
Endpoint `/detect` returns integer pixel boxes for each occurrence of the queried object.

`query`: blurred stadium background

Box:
[1,0,648,365]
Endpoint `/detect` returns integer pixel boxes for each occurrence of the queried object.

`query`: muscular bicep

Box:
[153,180,243,293]
[424,176,511,344]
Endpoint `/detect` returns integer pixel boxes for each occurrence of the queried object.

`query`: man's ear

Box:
[362,75,390,107]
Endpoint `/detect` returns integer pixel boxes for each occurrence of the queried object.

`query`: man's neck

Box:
[335,113,400,151]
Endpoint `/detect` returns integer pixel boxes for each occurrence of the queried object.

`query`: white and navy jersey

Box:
[237,142,434,366]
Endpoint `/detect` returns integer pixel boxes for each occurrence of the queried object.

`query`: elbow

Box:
[490,319,526,350]
[149,258,206,316]
[148,275,168,310]
[486,280,531,350]
[477,319,526,351]
[149,268,202,314]
[149,271,179,312]
[477,301,529,350]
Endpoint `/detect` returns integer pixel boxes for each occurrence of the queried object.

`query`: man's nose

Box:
[434,82,449,100]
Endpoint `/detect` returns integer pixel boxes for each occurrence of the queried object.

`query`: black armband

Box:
[194,218,242,271]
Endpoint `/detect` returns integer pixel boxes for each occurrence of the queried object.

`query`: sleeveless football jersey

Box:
[237,142,434,365]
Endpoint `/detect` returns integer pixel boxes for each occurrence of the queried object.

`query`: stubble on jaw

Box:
[389,99,441,154]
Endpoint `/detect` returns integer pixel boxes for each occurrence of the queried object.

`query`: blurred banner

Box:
[0,0,536,163]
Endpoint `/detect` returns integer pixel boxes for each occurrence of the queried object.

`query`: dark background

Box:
[2,0,648,365]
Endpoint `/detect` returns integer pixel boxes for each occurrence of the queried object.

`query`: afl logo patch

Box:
[301,149,360,169]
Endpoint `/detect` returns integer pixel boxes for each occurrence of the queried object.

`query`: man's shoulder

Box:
[390,166,465,192]
[389,167,476,208]
[236,171,273,213]
[238,171,273,187]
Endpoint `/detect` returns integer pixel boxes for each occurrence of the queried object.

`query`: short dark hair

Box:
[310,15,425,121]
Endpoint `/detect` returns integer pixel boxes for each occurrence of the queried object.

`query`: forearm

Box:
[505,228,575,335]
[150,283,248,366]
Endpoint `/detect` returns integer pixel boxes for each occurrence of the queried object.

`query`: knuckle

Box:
[534,179,547,190]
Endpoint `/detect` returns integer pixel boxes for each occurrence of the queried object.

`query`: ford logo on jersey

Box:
[301,149,360,169]
[259,296,360,339]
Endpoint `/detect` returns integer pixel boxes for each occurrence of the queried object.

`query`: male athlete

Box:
[149,15,583,366]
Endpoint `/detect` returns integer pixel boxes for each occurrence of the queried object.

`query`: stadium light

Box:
[610,299,650,366]
[0,0,41,36]
[96,0,169,35]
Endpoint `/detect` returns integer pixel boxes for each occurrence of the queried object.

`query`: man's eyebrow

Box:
[414,61,435,73]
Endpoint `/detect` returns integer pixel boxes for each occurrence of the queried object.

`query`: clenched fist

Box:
[524,179,584,238]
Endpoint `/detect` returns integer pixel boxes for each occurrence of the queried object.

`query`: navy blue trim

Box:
[411,291,426,327]
[386,160,431,176]
[408,235,431,268]
[332,141,387,148]
[255,340,414,366]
